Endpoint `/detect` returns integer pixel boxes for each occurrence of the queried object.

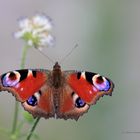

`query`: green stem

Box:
[11,45,29,135]
[11,101,19,134]
[20,45,30,69]
[27,117,40,140]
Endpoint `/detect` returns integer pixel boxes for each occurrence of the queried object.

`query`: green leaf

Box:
[23,112,34,124]
[10,133,18,140]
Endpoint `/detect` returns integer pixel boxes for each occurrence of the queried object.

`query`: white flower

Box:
[14,14,55,49]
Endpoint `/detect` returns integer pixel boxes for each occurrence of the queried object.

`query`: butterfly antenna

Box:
[59,44,78,64]
[35,48,55,64]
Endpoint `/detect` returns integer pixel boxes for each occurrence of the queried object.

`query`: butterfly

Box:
[0,62,114,120]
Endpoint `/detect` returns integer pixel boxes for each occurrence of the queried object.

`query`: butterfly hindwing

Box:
[57,83,90,120]
[22,84,55,119]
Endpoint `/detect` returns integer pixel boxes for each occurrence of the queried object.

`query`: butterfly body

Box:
[0,62,114,120]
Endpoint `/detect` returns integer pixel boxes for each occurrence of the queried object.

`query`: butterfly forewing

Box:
[65,71,114,105]
[0,69,49,101]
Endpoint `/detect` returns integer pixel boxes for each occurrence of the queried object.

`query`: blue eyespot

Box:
[103,80,110,91]
[27,95,37,106]
[2,72,20,87]
[93,75,111,91]
[75,97,86,108]
[95,79,110,91]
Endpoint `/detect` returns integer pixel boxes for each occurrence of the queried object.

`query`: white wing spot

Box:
[89,90,92,94]
[81,72,86,79]
[34,92,41,101]
[28,70,33,77]
[20,88,24,91]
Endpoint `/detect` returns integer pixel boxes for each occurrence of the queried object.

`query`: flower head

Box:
[14,14,55,50]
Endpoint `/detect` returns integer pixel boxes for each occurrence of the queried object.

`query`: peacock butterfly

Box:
[0,62,114,120]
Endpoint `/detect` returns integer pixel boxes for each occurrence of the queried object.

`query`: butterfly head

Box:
[52,62,62,88]
[53,62,61,71]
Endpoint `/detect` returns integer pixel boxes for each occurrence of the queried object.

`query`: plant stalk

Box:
[27,117,41,140]
[11,45,29,135]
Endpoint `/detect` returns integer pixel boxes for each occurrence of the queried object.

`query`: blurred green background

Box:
[0,0,139,140]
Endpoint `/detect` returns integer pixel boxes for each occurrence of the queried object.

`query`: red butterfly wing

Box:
[22,84,55,118]
[0,69,55,118]
[0,69,48,101]
[56,71,114,120]
[66,71,114,104]
[57,84,90,120]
